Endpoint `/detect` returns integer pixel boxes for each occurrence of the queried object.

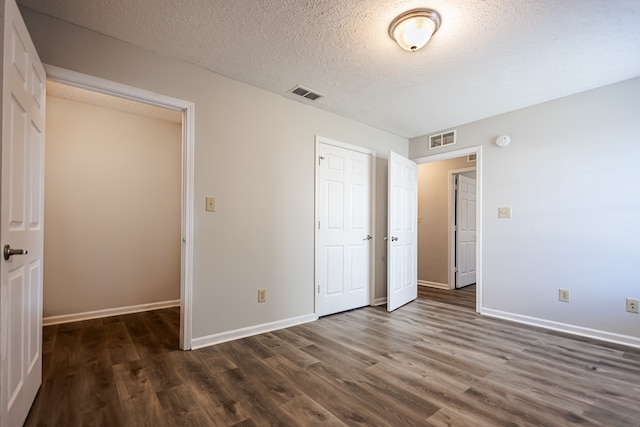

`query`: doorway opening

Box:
[451,169,477,289]
[44,65,195,349]
[414,146,482,312]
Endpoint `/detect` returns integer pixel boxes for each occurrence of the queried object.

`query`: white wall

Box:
[44,95,181,317]
[21,9,407,341]
[411,77,640,345]
[417,157,475,286]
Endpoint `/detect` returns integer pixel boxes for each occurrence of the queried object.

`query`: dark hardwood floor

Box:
[26,286,640,426]
[418,284,476,310]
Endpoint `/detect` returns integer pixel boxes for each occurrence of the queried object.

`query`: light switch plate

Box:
[206,197,216,212]
[498,207,512,218]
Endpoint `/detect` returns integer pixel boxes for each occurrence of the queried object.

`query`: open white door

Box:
[387,151,417,311]
[316,141,372,316]
[0,0,45,425]
[455,175,476,288]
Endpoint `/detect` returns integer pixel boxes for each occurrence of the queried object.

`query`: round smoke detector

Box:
[495,135,511,148]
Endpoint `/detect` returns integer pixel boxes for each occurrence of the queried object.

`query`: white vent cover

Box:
[429,130,456,149]
[289,85,324,101]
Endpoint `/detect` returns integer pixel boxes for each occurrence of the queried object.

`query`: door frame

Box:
[448,167,476,290]
[44,65,195,350]
[414,146,482,313]
[314,136,376,313]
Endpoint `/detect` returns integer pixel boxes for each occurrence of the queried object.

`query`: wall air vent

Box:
[289,85,324,101]
[429,130,456,150]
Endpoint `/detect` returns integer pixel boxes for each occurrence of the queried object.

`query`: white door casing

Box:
[0,0,46,425]
[44,65,195,351]
[316,139,373,316]
[414,146,482,313]
[455,174,476,288]
[387,151,417,312]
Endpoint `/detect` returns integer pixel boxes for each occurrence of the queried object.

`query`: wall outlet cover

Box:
[559,289,570,302]
[498,207,512,218]
[206,197,216,212]
[626,298,639,313]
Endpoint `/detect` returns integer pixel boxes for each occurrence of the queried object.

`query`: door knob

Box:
[363,235,372,241]
[391,236,398,241]
[4,245,28,261]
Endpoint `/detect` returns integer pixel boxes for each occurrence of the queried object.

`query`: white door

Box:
[387,151,417,311]
[455,175,476,288]
[0,0,45,425]
[317,142,372,316]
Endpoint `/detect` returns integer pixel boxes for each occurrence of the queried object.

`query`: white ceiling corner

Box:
[20,0,640,138]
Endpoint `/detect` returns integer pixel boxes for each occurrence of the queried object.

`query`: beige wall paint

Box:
[410,77,640,342]
[21,9,408,339]
[418,157,475,286]
[44,95,182,317]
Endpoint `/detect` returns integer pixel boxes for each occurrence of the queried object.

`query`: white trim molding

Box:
[482,308,640,349]
[191,314,318,350]
[315,136,377,156]
[44,64,196,350]
[43,300,180,326]
[418,280,449,290]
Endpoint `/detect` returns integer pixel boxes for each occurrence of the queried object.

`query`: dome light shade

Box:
[389,9,441,52]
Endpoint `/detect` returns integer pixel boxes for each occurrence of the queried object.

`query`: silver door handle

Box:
[4,245,28,261]
[391,236,398,241]
[363,235,372,241]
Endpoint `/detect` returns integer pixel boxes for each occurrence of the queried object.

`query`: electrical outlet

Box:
[559,289,570,302]
[627,298,639,313]
[258,289,266,303]
[205,197,216,212]
[498,207,512,218]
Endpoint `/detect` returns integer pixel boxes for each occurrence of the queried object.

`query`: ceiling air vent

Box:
[289,85,324,101]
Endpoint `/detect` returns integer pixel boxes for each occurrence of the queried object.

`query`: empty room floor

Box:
[26,288,640,426]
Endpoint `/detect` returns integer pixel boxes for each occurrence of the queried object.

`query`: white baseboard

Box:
[43,299,180,326]
[482,308,640,349]
[372,297,387,306]
[418,280,450,290]
[190,313,318,350]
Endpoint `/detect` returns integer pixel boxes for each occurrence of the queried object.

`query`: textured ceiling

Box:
[47,81,183,124]
[19,0,640,138]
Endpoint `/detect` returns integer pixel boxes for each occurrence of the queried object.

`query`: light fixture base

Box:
[389,9,441,52]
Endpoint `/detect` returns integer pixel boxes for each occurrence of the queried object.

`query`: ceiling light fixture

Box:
[389,8,441,52]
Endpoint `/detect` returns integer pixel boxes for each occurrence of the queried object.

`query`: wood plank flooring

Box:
[26,287,640,426]
[418,284,476,310]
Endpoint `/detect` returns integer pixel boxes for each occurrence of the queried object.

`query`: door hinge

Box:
[318,221,321,229]
[319,155,325,165]
[317,285,320,293]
